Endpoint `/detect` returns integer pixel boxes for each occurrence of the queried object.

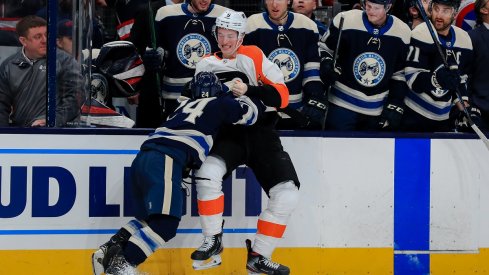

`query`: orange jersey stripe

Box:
[237,46,289,109]
[197,195,224,216]
[257,219,287,238]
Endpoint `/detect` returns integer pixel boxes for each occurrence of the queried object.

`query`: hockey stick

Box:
[415,0,489,151]
[331,13,344,73]
[147,0,164,117]
[321,13,345,130]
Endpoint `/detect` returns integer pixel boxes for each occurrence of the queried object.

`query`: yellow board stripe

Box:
[0,248,488,274]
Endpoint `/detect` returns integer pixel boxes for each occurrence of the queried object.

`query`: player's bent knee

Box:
[146,214,180,243]
[268,181,300,216]
[195,155,227,190]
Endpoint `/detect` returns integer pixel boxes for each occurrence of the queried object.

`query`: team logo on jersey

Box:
[430,65,451,98]
[353,52,385,87]
[177,34,212,69]
[268,48,300,83]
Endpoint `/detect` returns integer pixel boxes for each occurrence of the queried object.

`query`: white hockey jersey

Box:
[195,45,289,110]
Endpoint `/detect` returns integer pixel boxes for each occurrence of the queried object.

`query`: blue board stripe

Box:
[394,138,431,275]
[0,149,139,155]
[394,254,430,275]
[0,228,257,235]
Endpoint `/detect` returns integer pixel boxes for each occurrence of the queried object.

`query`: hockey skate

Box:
[104,244,139,275]
[245,239,290,275]
[92,231,129,275]
[92,242,110,275]
[191,231,224,270]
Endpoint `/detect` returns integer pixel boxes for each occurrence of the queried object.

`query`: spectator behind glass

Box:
[0,15,85,127]
[467,0,489,130]
[36,0,105,48]
[292,0,328,36]
[57,19,73,54]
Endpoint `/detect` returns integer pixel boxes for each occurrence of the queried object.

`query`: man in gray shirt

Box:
[0,15,84,127]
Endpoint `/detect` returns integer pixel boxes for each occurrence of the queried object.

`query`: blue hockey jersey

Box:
[404,22,474,121]
[154,3,227,99]
[143,94,263,168]
[321,10,411,116]
[245,12,322,110]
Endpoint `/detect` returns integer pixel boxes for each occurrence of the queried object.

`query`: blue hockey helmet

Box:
[431,0,461,10]
[185,71,223,99]
[363,0,393,8]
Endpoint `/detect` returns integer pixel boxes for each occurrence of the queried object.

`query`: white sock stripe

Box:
[162,155,173,215]
[124,219,147,234]
[141,226,167,248]
[128,235,153,257]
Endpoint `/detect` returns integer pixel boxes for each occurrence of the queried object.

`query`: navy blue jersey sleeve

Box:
[220,94,264,126]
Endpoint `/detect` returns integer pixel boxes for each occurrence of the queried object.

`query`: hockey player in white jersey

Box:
[320,0,411,131]
[190,10,299,275]
[402,0,474,132]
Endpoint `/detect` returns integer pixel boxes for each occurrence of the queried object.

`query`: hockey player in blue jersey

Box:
[90,71,264,275]
[145,0,227,120]
[402,0,474,132]
[246,0,326,130]
[320,0,411,131]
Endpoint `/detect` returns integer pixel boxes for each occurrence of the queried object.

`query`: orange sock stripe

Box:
[257,219,286,238]
[197,195,224,216]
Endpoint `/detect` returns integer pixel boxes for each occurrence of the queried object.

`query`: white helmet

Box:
[215,10,247,37]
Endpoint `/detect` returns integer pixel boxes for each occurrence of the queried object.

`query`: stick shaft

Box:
[415,0,489,150]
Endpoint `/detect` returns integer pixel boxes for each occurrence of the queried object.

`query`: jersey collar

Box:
[362,12,394,37]
[262,11,294,32]
[182,3,214,17]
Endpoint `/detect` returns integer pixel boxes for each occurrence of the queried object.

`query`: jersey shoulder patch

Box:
[207,4,227,17]
[155,4,185,21]
[452,25,473,50]
[246,13,271,33]
[338,10,366,32]
[290,12,319,33]
[386,15,411,44]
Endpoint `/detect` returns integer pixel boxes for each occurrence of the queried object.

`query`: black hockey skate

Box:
[191,231,224,270]
[104,244,138,275]
[245,239,290,275]
[92,231,129,275]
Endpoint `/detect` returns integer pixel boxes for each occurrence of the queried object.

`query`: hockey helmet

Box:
[363,0,393,8]
[431,0,461,10]
[184,71,223,99]
[94,41,145,98]
[215,10,247,37]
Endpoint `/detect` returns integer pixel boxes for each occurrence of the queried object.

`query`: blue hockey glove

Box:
[435,65,461,91]
[143,47,165,71]
[320,57,341,88]
[378,103,404,131]
[301,96,328,130]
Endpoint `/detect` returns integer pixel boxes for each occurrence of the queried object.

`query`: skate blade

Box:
[192,254,222,270]
[91,250,105,275]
